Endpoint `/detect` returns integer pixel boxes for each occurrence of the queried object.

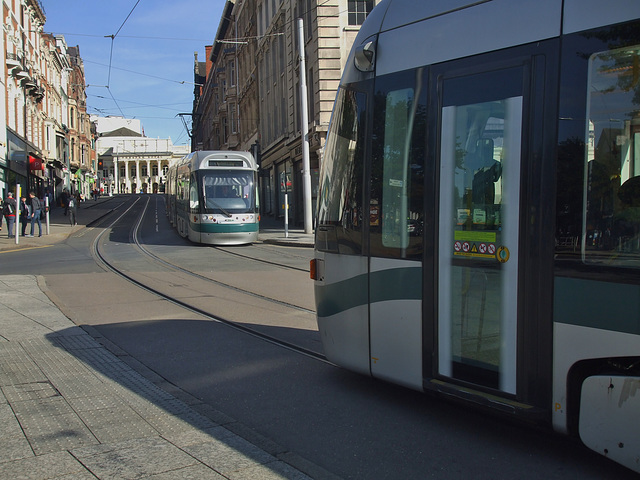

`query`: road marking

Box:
[0,245,53,254]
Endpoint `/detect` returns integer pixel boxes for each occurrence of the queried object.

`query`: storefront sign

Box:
[29,155,45,171]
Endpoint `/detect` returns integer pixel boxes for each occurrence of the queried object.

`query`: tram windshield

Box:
[583,45,640,267]
[201,171,256,214]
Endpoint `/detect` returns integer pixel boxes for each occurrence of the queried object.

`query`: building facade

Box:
[66,45,94,198]
[2,0,95,206]
[94,116,188,195]
[191,0,377,226]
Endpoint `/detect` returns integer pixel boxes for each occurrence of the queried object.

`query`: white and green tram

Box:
[312,0,640,472]
[166,151,259,245]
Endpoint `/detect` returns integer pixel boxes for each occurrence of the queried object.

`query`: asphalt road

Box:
[0,197,635,479]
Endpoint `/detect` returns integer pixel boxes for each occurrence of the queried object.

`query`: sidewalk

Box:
[0,196,113,252]
[257,215,314,248]
[0,195,314,252]
[0,275,320,479]
[0,196,326,479]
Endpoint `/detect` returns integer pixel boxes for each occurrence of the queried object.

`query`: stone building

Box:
[2,0,94,205]
[191,0,377,226]
[66,45,94,198]
[94,116,188,195]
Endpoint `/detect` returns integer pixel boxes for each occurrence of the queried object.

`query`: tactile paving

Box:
[18,411,97,455]
[1,381,60,403]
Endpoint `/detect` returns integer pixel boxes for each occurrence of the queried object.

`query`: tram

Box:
[166,150,259,245]
[311,0,640,472]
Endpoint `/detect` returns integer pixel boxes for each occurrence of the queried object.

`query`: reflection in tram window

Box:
[316,87,367,254]
[452,102,504,233]
[583,45,640,267]
[370,69,426,259]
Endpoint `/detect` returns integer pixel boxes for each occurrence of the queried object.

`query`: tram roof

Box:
[350,0,640,79]
[178,150,257,171]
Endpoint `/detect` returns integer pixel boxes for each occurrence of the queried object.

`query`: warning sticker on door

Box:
[453,231,497,260]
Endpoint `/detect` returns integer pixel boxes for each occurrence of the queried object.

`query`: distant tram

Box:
[166,151,259,245]
[311,0,640,473]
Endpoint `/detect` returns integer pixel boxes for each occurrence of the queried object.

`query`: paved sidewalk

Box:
[0,275,319,479]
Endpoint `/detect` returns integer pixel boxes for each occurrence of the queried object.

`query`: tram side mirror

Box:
[355,37,376,72]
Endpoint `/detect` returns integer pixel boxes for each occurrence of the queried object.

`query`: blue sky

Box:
[43,0,225,146]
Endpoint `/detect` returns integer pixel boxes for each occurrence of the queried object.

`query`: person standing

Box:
[61,188,69,215]
[68,193,78,226]
[3,192,17,237]
[19,196,30,236]
[27,191,42,237]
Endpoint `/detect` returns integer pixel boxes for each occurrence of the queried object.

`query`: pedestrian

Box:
[3,192,17,237]
[19,196,30,236]
[68,193,78,226]
[61,189,69,215]
[27,191,42,237]
[0,196,3,232]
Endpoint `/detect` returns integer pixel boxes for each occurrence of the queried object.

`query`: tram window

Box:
[189,174,199,210]
[202,172,254,213]
[369,69,426,259]
[382,88,414,249]
[583,45,640,268]
[316,87,367,254]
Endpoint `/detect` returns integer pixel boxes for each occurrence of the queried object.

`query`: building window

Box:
[230,104,237,134]
[348,0,373,26]
[229,60,236,87]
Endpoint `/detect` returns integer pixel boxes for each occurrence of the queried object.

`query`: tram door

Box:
[436,66,525,394]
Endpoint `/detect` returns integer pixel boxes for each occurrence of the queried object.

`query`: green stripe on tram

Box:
[315,266,422,318]
[554,276,640,335]
[192,222,259,233]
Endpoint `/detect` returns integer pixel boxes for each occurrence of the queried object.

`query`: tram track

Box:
[90,196,328,364]
[214,244,310,273]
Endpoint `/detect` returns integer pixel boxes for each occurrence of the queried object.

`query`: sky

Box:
[43,0,226,146]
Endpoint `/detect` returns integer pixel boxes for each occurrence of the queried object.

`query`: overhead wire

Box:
[55,0,365,143]
[79,57,201,86]
[103,0,142,117]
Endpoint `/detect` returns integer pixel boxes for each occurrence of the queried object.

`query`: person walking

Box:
[3,192,17,237]
[68,193,78,226]
[27,191,42,237]
[19,196,30,236]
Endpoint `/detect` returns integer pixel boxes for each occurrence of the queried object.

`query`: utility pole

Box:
[297,18,313,234]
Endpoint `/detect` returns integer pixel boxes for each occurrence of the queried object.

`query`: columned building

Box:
[94,116,188,195]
